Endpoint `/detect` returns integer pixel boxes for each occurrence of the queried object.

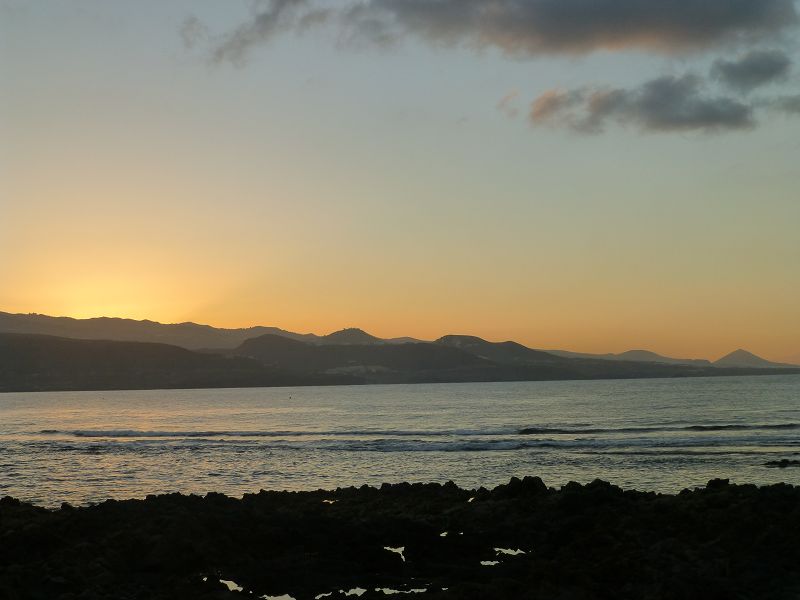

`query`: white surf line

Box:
[384,546,406,562]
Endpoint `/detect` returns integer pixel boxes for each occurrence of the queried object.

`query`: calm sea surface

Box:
[1,375,799,507]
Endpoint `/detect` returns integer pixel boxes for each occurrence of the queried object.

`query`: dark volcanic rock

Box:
[1,479,800,599]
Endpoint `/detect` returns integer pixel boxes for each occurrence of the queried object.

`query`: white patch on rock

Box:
[495,548,526,556]
[220,579,244,592]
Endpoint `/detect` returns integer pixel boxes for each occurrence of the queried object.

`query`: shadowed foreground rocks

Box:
[1,478,800,600]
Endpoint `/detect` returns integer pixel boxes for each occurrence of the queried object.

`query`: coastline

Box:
[3,478,799,599]
[2,368,800,394]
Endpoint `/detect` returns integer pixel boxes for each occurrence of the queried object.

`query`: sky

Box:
[2,0,799,362]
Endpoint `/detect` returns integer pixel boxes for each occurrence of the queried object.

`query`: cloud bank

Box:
[530,75,755,134]
[197,0,800,135]
[210,0,798,62]
[527,48,798,134]
[212,0,330,64]
[712,49,793,93]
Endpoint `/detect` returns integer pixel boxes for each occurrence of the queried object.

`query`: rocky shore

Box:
[2,478,799,599]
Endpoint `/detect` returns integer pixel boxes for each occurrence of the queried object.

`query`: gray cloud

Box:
[497,90,521,118]
[530,75,756,134]
[349,0,797,55]
[210,0,798,63]
[712,49,793,92]
[772,94,800,113]
[213,0,332,64]
[180,16,210,50]
[202,1,800,135]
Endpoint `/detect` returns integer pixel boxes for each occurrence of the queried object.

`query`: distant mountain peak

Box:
[436,334,562,364]
[714,349,796,369]
[617,350,663,360]
[727,349,756,358]
[321,328,382,345]
[436,334,485,346]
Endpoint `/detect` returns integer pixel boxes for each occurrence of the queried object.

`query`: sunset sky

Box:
[2,1,799,362]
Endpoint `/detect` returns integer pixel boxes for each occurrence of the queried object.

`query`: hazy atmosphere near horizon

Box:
[3,0,800,363]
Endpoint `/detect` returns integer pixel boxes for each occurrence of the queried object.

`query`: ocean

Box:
[1,374,799,507]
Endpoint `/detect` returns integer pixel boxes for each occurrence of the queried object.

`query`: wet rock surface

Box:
[1,477,800,599]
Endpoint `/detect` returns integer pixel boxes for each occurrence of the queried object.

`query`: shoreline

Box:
[3,478,799,599]
[2,368,799,394]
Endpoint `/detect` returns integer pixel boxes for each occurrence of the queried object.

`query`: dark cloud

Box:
[203,1,800,136]
[712,49,793,92]
[213,0,332,64]
[350,0,797,55]
[530,75,756,134]
[210,0,798,63]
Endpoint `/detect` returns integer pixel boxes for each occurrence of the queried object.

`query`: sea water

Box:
[1,375,799,506]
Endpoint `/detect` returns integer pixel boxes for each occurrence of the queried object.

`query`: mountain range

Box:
[0,311,794,368]
[0,311,798,392]
[0,312,417,350]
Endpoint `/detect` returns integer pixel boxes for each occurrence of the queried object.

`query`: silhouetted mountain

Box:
[546,348,712,367]
[0,333,354,392]
[320,328,383,345]
[0,311,320,350]
[435,335,563,365]
[0,312,421,350]
[2,312,799,392]
[231,335,800,386]
[10,311,795,370]
[236,335,489,378]
[714,349,797,369]
[2,331,798,393]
